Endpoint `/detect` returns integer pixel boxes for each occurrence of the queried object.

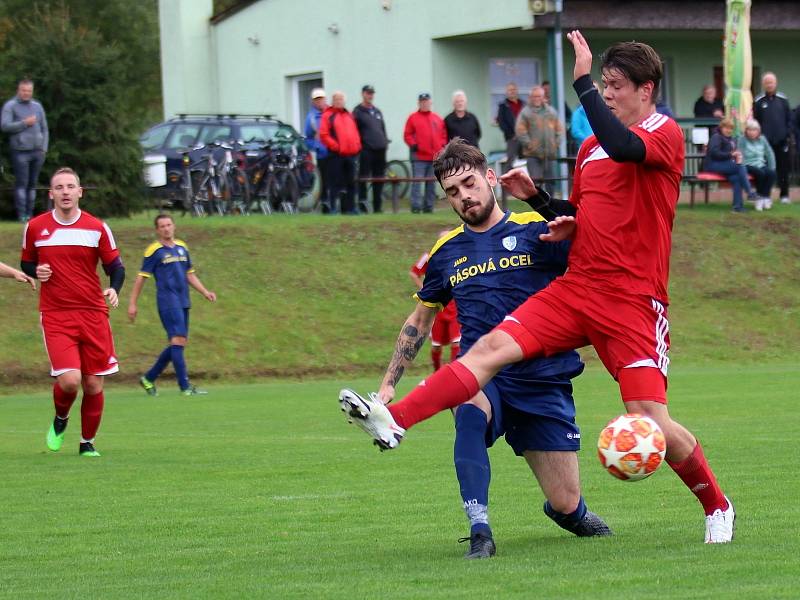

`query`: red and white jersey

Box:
[21,209,121,313]
[567,113,684,304]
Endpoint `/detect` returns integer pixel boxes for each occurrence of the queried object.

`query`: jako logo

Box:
[453,256,467,267]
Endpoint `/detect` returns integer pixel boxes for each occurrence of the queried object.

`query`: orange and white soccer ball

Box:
[597,413,666,481]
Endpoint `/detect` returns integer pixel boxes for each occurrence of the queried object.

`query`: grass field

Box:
[2,365,799,599]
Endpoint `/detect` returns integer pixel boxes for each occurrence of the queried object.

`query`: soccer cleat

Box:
[181,385,208,396]
[458,532,496,559]
[139,376,158,396]
[79,442,101,457]
[46,416,68,452]
[571,511,613,537]
[338,388,405,450]
[705,496,735,543]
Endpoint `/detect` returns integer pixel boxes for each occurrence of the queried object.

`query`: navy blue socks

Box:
[454,403,492,536]
[145,346,172,382]
[170,344,189,390]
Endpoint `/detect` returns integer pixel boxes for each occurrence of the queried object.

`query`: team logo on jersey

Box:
[178,247,184,256]
[41,228,50,236]
[502,236,517,251]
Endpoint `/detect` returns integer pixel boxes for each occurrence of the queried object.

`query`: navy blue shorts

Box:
[158,307,190,339]
[481,376,581,455]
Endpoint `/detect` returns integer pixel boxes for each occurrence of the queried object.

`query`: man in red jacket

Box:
[403,93,447,213]
[320,91,362,214]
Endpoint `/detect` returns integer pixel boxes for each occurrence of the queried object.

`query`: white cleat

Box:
[705,496,735,543]
[339,389,405,450]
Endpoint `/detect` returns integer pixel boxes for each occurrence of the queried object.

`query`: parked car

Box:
[140,114,314,209]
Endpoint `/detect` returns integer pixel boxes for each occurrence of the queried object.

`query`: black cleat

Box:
[458,532,497,559]
[79,441,101,457]
[571,511,613,537]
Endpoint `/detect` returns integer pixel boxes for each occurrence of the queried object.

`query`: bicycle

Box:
[380,159,411,203]
[248,139,301,214]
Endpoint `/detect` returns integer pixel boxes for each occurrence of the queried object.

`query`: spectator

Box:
[754,72,792,204]
[738,119,776,211]
[694,84,724,119]
[319,91,362,215]
[542,80,572,123]
[444,90,481,148]
[569,80,599,146]
[703,118,757,213]
[304,88,331,212]
[353,84,389,213]
[1,78,49,222]
[515,85,563,191]
[496,82,524,163]
[403,93,447,213]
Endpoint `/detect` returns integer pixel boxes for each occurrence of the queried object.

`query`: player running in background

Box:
[128,214,216,396]
[409,232,461,372]
[20,167,125,457]
[340,33,734,544]
[345,139,610,558]
[0,260,35,289]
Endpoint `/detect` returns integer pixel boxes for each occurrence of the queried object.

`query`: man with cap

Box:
[353,85,390,213]
[304,88,332,212]
[403,93,447,213]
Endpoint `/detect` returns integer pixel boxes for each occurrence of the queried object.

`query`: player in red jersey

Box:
[20,167,125,457]
[342,33,734,544]
[409,231,461,371]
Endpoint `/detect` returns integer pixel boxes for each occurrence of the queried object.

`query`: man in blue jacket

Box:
[1,79,49,222]
[304,88,331,212]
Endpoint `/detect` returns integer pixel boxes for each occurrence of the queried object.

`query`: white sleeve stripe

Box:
[102,222,118,250]
[641,114,668,133]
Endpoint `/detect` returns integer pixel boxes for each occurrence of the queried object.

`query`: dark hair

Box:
[50,167,80,187]
[600,41,663,101]
[433,138,487,185]
[154,213,174,227]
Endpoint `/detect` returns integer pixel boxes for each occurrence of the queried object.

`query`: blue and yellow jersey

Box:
[416,211,583,381]
[139,239,195,310]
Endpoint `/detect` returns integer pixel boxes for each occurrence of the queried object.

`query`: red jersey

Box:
[567,113,684,304]
[411,252,457,319]
[21,209,121,313]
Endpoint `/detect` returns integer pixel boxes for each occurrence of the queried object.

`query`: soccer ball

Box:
[597,413,666,481]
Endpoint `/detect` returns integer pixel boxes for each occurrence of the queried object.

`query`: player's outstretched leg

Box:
[544,498,612,537]
[339,389,405,450]
[454,403,495,558]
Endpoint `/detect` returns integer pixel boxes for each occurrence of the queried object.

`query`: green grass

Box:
[1,365,799,598]
[0,202,798,390]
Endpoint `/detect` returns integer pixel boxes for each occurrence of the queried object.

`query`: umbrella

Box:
[723,0,753,134]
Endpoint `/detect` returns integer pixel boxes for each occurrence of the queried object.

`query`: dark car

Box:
[140,114,314,209]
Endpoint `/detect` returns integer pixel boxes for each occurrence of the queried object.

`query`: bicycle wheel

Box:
[229,168,251,215]
[190,171,212,217]
[381,159,411,202]
[279,171,300,214]
[297,164,321,213]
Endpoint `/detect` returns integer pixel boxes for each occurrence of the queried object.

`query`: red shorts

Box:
[431,302,461,346]
[40,310,119,377]
[496,276,670,402]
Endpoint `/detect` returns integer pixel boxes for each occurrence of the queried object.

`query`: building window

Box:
[488,58,540,119]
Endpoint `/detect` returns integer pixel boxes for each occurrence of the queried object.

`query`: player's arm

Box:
[187,272,216,302]
[0,261,35,289]
[567,31,645,163]
[127,274,148,322]
[378,302,438,403]
[409,271,424,290]
[102,257,125,309]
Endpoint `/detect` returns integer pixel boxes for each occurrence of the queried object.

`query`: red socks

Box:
[80,391,105,441]
[449,344,460,363]
[53,383,78,419]
[388,361,480,430]
[431,347,442,371]
[667,441,727,515]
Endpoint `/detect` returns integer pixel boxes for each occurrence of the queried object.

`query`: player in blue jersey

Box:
[343,139,610,558]
[127,214,217,396]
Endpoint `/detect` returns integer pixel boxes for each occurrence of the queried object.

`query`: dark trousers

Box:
[316,155,331,212]
[745,165,776,198]
[328,153,357,214]
[770,141,790,197]
[357,147,387,213]
[11,149,45,221]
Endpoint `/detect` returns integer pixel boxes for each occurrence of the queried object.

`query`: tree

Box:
[0,1,161,217]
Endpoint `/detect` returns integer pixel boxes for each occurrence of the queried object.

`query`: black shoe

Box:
[411,207,421,214]
[422,207,433,213]
[458,532,496,559]
[570,511,613,537]
[79,441,101,457]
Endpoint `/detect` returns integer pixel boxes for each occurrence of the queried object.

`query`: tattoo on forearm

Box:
[386,323,428,387]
